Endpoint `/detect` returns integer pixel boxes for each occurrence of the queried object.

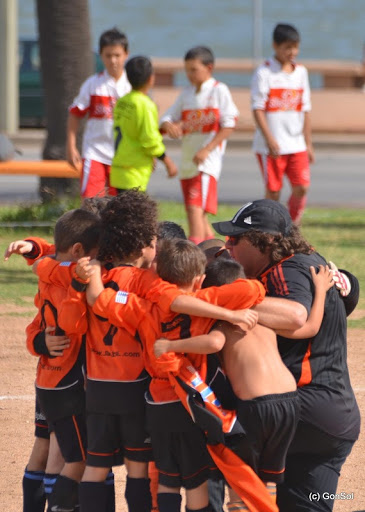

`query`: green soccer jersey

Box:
[110,90,166,190]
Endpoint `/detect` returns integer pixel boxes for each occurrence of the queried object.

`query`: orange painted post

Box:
[0,160,80,178]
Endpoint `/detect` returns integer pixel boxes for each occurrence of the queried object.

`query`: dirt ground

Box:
[0,306,364,512]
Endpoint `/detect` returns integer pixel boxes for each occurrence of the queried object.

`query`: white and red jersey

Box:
[69,70,131,165]
[251,58,311,155]
[160,77,239,180]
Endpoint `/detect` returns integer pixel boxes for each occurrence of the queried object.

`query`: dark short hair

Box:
[157,239,207,287]
[54,209,101,255]
[202,258,245,288]
[184,46,215,66]
[157,221,187,241]
[125,56,153,89]
[273,23,300,45]
[99,28,129,53]
[81,196,112,218]
[97,189,158,262]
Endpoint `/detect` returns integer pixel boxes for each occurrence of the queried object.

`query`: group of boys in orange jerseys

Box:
[5,188,337,512]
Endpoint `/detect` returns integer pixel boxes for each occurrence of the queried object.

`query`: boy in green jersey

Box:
[111,56,177,191]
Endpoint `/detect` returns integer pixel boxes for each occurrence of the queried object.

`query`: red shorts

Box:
[256,151,310,192]
[180,173,217,215]
[81,158,118,198]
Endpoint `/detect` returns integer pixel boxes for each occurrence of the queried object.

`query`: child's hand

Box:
[75,257,93,281]
[161,121,183,139]
[45,326,70,357]
[230,309,258,330]
[164,155,178,178]
[193,147,210,166]
[154,337,171,358]
[267,137,280,158]
[66,145,82,170]
[307,143,315,163]
[4,240,33,260]
[310,265,334,293]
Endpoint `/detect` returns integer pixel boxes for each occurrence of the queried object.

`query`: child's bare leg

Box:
[287,184,308,225]
[186,205,205,244]
[202,212,214,240]
[265,189,280,201]
[82,465,110,482]
[45,432,64,475]
[186,480,210,510]
[61,460,86,481]
[27,437,50,471]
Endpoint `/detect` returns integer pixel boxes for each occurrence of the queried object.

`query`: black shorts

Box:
[276,420,356,512]
[86,411,152,468]
[49,413,87,463]
[146,400,214,490]
[226,391,300,483]
[34,397,50,439]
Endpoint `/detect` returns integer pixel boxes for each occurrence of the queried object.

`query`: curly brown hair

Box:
[242,225,314,264]
[97,189,158,262]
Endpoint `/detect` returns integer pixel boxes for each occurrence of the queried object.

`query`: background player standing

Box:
[251,23,314,224]
[110,56,177,192]
[67,28,130,198]
[160,46,239,244]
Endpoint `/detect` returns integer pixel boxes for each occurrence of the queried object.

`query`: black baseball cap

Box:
[212,199,292,237]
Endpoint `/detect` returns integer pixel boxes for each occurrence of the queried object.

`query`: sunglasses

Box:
[227,235,243,246]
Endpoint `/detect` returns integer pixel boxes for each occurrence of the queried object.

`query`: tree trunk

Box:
[36,0,93,202]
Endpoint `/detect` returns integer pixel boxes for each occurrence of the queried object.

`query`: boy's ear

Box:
[71,242,85,259]
[193,274,206,291]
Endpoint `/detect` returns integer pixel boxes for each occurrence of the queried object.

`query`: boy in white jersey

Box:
[160,46,239,245]
[251,23,314,224]
[67,28,131,198]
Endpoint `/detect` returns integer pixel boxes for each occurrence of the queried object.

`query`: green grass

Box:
[0,202,364,325]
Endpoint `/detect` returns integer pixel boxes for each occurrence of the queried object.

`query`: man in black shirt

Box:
[213,199,360,512]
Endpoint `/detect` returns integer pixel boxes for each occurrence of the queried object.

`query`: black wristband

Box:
[157,152,166,161]
[71,278,88,292]
[24,240,40,261]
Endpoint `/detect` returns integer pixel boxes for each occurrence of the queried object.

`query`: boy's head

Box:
[97,189,158,266]
[157,221,187,242]
[272,23,300,64]
[54,209,101,260]
[202,258,245,289]
[184,46,214,87]
[157,239,207,289]
[99,28,129,79]
[125,56,154,90]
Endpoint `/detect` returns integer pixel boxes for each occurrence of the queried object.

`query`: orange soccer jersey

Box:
[36,260,181,384]
[26,258,87,389]
[92,278,265,401]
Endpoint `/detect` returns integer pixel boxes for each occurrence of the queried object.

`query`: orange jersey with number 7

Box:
[92,278,265,401]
